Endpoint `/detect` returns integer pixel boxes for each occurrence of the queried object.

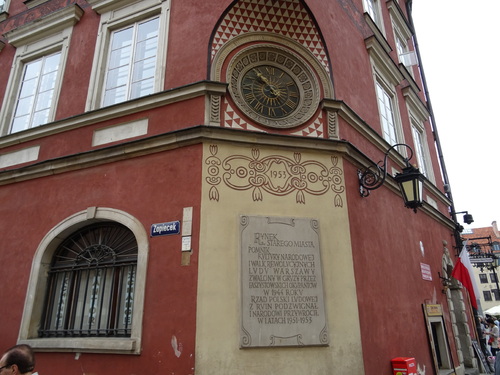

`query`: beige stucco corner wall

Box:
[195,141,364,374]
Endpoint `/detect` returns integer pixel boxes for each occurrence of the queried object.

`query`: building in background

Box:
[0,0,482,374]
[463,222,500,314]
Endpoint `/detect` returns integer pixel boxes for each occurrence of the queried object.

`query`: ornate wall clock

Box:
[227,45,320,129]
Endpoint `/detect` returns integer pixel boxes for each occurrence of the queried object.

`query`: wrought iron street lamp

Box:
[358,143,425,212]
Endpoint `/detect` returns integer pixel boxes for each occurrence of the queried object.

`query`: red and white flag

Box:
[451,243,480,309]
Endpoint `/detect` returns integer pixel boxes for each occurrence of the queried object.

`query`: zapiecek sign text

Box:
[150,221,180,237]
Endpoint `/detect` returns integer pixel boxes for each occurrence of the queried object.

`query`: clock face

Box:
[241,65,300,119]
[228,46,319,128]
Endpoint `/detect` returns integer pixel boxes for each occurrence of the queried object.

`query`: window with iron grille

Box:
[39,222,137,338]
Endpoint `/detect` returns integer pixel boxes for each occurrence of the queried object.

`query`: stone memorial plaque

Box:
[240,215,329,347]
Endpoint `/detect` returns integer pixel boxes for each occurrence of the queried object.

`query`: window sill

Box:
[18,337,140,355]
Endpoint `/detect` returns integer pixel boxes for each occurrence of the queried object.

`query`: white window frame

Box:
[102,16,160,107]
[375,81,398,145]
[363,0,384,30]
[18,207,149,354]
[10,52,63,134]
[0,0,10,20]
[411,121,428,176]
[403,88,435,183]
[0,5,83,136]
[387,1,416,70]
[366,36,405,148]
[85,0,170,111]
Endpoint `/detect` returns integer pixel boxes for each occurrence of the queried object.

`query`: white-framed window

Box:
[375,82,398,145]
[18,207,149,354]
[395,31,408,63]
[102,17,160,107]
[10,52,62,133]
[0,4,83,136]
[0,0,11,16]
[411,124,427,176]
[363,0,383,28]
[387,0,415,68]
[86,0,170,111]
[404,88,435,183]
[366,35,405,147]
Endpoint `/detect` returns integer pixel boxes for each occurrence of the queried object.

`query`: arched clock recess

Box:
[211,34,333,131]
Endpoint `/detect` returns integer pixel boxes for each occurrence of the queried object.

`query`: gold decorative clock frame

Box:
[227,45,320,129]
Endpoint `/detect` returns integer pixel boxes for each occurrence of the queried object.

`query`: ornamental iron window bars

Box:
[39,222,138,338]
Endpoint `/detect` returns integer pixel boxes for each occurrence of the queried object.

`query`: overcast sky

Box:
[411,1,500,229]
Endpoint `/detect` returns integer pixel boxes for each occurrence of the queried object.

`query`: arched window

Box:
[18,207,148,354]
[39,222,137,338]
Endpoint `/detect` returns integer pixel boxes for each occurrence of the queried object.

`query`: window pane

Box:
[18,77,38,98]
[35,90,54,111]
[106,65,130,89]
[10,115,30,133]
[23,59,42,81]
[103,86,127,106]
[135,37,158,61]
[132,58,156,82]
[110,27,133,50]
[14,96,35,117]
[32,109,50,127]
[108,47,132,70]
[43,53,61,74]
[117,266,136,330]
[130,78,154,99]
[137,17,159,41]
[39,70,58,92]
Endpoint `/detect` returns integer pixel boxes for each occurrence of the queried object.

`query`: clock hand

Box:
[269,86,280,96]
[253,69,271,85]
[252,69,282,97]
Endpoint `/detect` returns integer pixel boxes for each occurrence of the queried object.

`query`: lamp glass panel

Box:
[400,179,422,206]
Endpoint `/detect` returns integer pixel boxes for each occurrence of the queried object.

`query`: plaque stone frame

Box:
[240,215,329,348]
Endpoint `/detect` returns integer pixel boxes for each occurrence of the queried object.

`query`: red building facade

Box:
[0,0,480,374]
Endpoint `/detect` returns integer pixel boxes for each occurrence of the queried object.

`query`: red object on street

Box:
[391,357,417,375]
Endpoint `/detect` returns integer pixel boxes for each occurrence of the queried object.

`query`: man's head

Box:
[0,345,35,375]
